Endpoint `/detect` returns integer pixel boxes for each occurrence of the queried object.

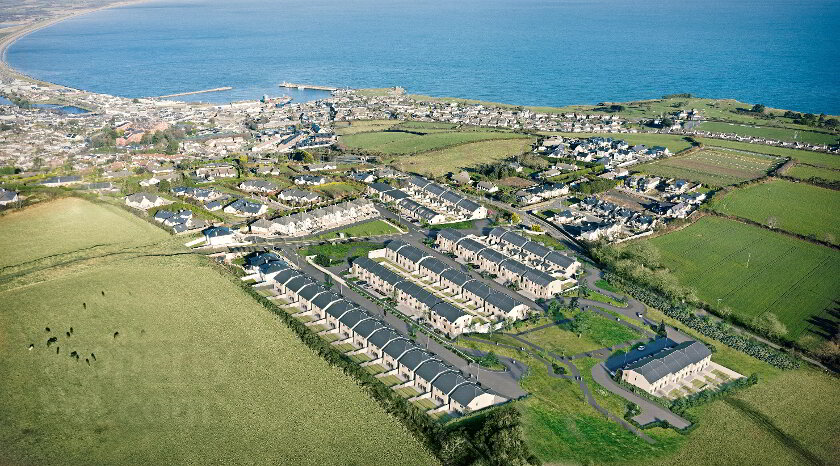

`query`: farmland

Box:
[697,121,840,146]
[340,129,528,155]
[785,164,840,183]
[0,199,435,465]
[648,216,840,342]
[695,138,840,169]
[710,179,840,244]
[635,148,779,187]
[392,138,534,177]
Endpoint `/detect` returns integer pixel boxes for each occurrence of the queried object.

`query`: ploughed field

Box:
[0,198,435,465]
[710,179,840,245]
[647,216,840,344]
[635,148,779,187]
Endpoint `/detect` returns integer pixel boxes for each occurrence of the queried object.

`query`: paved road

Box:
[591,362,691,429]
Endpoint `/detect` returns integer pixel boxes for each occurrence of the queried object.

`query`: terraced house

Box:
[248,255,501,415]
[436,228,579,299]
[248,198,377,236]
[353,241,530,333]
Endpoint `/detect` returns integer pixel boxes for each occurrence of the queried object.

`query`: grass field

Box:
[710,179,840,244]
[0,198,435,465]
[648,216,840,342]
[392,138,534,177]
[635,148,779,187]
[316,219,400,239]
[785,164,840,183]
[311,181,364,199]
[300,241,385,264]
[334,119,395,135]
[698,121,840,146]
[695,138,840,169]
[341,129,528,155]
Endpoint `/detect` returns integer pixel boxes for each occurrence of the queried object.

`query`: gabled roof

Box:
[440,268,471,287]
[431,371,469,395]
[395,244,429,264]
[258,261,288,275]
[246,252,281,267]
[626,341,712,384]
[478,248,507,265]
[500,258,530,276]
[485,291,523,313]
[286,276,314,294]
[415,360,454,383]
[274,268,300,286]
[203,226,232,237]
[450,383,488,407]
[368,328,401,348]
[386,239,410,253]
[522,241,551,258]
[437,228,466,243]
[524,269,556,287]
[382,338,417,361]
[431,302,468,324]
[418,257,450,276]
[440,190,463,205]
[457,238,487,254]
[312,291,342,310]
[500,230,529,248]
[353,319,387,339]
[325,299,353,318]
[455,198,481,213]
[337,308,368,329]
[463,280,491,299]
[398,349,437,371]
[544,251,576,269]
[298,283,325,301]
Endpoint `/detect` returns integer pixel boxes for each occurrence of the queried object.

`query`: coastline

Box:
[0,0,154,89]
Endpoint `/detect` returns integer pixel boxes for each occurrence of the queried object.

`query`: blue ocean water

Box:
[7,0,840,113]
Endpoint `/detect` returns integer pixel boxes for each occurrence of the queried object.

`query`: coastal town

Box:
[1,3,838,465]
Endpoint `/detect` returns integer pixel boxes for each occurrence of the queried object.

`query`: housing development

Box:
[2,7,838,464]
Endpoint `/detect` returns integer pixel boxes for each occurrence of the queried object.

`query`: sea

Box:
[6,0,840,113]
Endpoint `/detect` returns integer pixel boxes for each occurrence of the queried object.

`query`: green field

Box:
[316,219,400,239]
[710,180,840,244]
[334,119,396,135]
[785,164,840,183]
[341,129,528,155]
[698,121,840,146]
[648,216,840,342]
[393,138,534,177]
[635,148,779,187]
[0,198,435,465]
[300,241,385,264]
[695,138,840,169]
[311,181,364,199]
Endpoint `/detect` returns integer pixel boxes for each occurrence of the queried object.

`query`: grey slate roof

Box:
[285,276,312,294]
[258,261,288,275]
[418,257,450,276]
[431,371,469,395]
[325,300,353,318]
[431,302,467,323]
[312,291,342,310]
[524,269,556,287]
[605,337,677,373]
[463,280,491,299]
[500,258,530,277]
[500,231,529,248]
[450,383,487,407]
[368,328,401,349]
[440,268,471,287]
[437,228,466,243]
[415,360,454,383]
[522,241,551,258]
[338,309,369,329]
[398,349,437,371]
[298,283,326,301]
[396,244,428,264]
[485,291,522,313]
[386,239,410,253]
[626,341,712,384]
[382,339,417,361]
[247,252,281,268]
[274,268,300,286]
[544,251,576,269]
[353,319,387,339]
[458,238,487,254]
[478,248,507,265]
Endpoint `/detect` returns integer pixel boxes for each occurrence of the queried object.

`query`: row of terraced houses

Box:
[242,252,502,414]
[436,228,581,299]
[352,240,531,336]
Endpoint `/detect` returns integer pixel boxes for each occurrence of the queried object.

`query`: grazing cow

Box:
[45,327,50,332]
[101,291,105,296]
[46,337,57,346]
[91,353,96,361]
[113,332,119,339]
[66,332,71,337]
[83,303,86,309]
[28,344,33,350]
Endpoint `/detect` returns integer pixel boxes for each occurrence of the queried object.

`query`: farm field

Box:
[648,216,840,342]
[710,179,840,245]
[333,119,395,135]
[635,148,779,187]
[695,138,840,169]
[785,164,840,183]
[0,199,435,465]
[392,138,534,177]
[697,121,840,146]
[340,129,528,155]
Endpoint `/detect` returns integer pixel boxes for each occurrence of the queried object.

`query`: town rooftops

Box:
[415,360,454,383]
[226,198,263,214]
[258,261,289,275]
[298,283,326,301]
[605,337,678,373]
[500,258,530,276]
[369,182,393,193]
[485,290,522,313]
[353,318,387,339]
[386,239,410,253]
[432,371,469,395]
[524,269,556,287]
[440,268,471,287]
[522,240,551,258]
[399,349,437,371]
[396,244,430,264]
[625,340,712,384]
[478,248,507,265]
[274,268,300,286]
[382,338,417,361]
[458,238,487,254]
[368,328,401,348]
[203,226,232,237]
[463,280,492,299]
[418,257,450,276]
[544,251,576,269]
[246,252,281,268]
[285,276,314,294]
[338,309,369,329]
[312,291,342,310]
[437,228,466,243]
[325,299,354,319]
[455,198,481,213]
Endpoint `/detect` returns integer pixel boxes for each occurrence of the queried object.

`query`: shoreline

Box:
[0,0,155,89]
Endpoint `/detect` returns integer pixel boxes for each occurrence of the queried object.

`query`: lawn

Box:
[695,138,840,169]
[429,219,475,230]
[697,121,840,146]
[785,164,840,183]
[334,119,396,136]
[300,241,385,265]
[710,179,840,244]
[648,216,840,343]
[635,148,779,187]
[341,129,528,155]
[392,138,535,177]
[505,324,604,356]
[412,398,439,410]
[311,181,364,199]
[594,279,621,293]
[316,219,400,240]
[0,199,435,466]
[573,311,642,347]
[524,232,567,251]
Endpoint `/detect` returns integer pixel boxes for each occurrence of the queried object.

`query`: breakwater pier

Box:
[279,82,338,91]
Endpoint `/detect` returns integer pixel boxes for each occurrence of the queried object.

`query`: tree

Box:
[529,223,542,232]
[313,254,331,267]
[751,104,766,113]
[657,320,667,337]
[510,212,521,225]
[660,117,675,127]
[474,405,538,466]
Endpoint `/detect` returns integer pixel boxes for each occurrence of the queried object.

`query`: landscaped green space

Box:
[0,198,435,466]
[311,181,364,199]
[648,216,840,343]
[334,119,395,135]
[300,241,384,265]
[429,219,475,230]
[524,232,567,251]
[513,324,604,356]
[594,278,620,293]
[392,138,534,177]
[341,129,528,155]
[315,219,400,239]
[709,179,840,244]
[697,121,840,146]
[635,148,779,187]
[784,164,840,184]
[695,138,840,169]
